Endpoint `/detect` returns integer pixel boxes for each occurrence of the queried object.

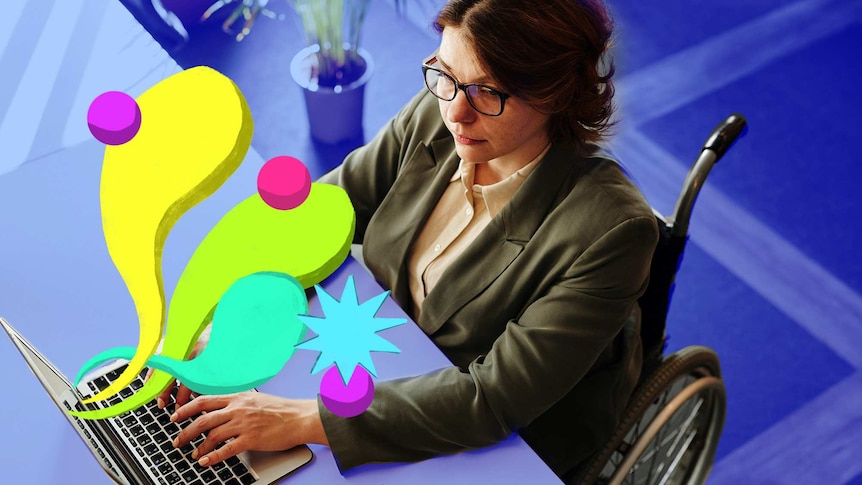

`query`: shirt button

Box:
[465,208,473,216]
[434,244,441,252]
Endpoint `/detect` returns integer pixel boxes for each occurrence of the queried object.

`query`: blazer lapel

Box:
[367,136,461,312]
[418,143,581,334]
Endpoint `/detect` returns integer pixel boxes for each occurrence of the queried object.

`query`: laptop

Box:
[1,317,313,485]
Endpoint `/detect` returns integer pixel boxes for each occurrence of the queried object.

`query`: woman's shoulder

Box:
[532,143,657,244]
[551,144,653,218]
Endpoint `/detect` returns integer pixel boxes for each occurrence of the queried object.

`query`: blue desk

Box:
[0,2,560,483]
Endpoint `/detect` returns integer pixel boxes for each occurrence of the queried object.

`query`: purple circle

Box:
[87,91,142,145]
[257,156,312,210]
[319,365,374,418]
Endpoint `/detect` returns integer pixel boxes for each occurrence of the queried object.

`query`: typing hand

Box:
[171,393,326,466]
[144,324,211,410]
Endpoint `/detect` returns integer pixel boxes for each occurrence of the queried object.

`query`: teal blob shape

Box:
[75,272,308,395]
[165,271,308,394]
[74,346,139,385]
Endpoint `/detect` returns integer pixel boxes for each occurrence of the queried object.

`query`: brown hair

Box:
[435,0,616,151]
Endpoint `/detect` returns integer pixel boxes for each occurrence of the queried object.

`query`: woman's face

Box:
[436,26,550,170]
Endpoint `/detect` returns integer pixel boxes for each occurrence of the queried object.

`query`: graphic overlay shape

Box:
[74,272,308,396]
[83,66,253,405]
[72,181,355,418]
[320,364,375,418]
[297,275,406,384]
[87,91,142,145]
[258,155,312,210]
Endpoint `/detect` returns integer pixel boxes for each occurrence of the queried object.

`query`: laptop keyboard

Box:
[75,365,257,485]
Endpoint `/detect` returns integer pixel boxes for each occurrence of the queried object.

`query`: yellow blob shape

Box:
[86,66,253,403]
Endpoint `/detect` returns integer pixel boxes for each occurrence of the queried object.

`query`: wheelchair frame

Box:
[576,114,748,485]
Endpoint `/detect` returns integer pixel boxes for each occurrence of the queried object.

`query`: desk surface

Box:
[0,1,560,483]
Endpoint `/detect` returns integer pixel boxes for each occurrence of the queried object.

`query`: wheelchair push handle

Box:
[702,113,747,160]
[670,113,747,238]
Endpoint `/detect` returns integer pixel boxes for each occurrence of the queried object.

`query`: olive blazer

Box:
[317,90,659,477]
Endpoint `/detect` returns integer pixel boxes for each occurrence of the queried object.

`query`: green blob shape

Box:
[72,183,355,419]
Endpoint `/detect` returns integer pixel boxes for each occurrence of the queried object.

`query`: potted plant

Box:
[289,0,375,145]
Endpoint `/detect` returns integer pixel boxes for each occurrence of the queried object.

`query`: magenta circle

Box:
[319,365,374,418]
[87,91,141,145]
[257,156,312,210]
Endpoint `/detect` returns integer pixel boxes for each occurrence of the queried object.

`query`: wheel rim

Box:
[599,374,725,485]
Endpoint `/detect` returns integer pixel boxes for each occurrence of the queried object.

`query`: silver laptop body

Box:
[1,317,313,485]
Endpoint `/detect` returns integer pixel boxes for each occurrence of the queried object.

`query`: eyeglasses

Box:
[422,56,511,117]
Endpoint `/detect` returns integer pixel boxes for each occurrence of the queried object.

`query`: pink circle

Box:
[319,365,374,418]
[87,91,141,145]
[257,156,312,210]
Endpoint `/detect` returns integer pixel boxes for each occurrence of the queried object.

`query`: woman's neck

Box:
[473,141,551,186]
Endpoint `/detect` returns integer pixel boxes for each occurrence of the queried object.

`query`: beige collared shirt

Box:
[408,144,551,320]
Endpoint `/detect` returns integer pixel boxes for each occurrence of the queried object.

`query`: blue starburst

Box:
[296,275,406,384]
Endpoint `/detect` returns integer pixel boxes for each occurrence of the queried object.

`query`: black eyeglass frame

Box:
[422,55,511,117]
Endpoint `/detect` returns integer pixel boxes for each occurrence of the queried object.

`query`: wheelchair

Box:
[575,114,748,485]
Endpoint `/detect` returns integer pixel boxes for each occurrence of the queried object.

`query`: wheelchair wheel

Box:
[578,346,726,485]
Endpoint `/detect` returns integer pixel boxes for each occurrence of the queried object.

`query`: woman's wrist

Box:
[296,398,329,446]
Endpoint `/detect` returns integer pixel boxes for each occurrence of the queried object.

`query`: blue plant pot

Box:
[290,45,374,145]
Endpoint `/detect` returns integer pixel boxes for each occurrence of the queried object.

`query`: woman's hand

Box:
[147,324,211,410]
[171,392,328,466]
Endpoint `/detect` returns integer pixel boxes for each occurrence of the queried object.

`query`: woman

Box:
[168,0,659,481]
